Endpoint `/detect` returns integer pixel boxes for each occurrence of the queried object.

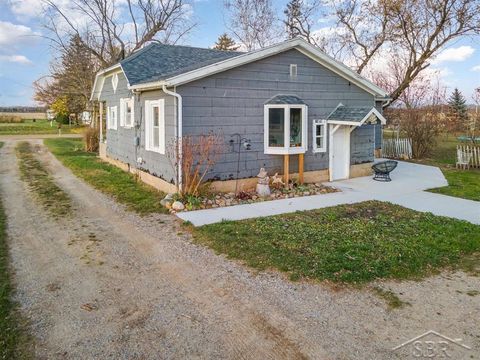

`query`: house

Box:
[90,38,389,194]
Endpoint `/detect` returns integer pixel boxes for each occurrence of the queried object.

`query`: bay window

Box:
[264,104,307,154]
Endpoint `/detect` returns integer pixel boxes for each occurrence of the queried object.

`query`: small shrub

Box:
[83,127,99,152]
[0,115,23,123]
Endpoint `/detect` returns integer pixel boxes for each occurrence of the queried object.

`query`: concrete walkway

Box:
[177,161,479,226]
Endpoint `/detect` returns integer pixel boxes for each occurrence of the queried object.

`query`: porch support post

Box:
[99,101,104,143]
[298,153,304,184]
[283,154,290,186]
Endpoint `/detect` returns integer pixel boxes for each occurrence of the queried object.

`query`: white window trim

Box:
[111,73,119,94]
[312,119,327,153]
[107,105,117,130]
[145,99,165,154]
[264,104,308,155]
[290,64,297,78]
[120,97,134,128]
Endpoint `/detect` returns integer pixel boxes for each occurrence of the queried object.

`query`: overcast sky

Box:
[0,0,479,106]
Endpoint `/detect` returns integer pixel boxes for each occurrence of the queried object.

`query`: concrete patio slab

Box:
[178,160,479,227]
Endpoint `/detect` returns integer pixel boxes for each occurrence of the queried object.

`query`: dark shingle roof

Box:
[120,43,242,86]
[327,104,373,122]
[265,94,306,105]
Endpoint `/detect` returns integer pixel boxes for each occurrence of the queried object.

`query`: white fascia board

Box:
[360,107,387,125]
[327,120,361,126]
[129,80,168,91]
[90,63,123,101]
[165,38,388,98]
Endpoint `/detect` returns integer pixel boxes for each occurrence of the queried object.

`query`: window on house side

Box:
[120,98,134,128]
[313,119,327,153]
[290,64,297,78]
[107,106,117,130]
[264,104,307,155]
[145,99,165,154]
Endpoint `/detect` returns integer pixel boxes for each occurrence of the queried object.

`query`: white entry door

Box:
[329,125,350,181]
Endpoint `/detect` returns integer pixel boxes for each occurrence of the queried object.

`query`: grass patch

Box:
[371,287,410,310]
[0,183,32,358]
[406,135,480,201]
[44,138,168,215]
[428,168,480,201]
[0,119,84,135]
[192,201,480,284]
[15,142,72,218]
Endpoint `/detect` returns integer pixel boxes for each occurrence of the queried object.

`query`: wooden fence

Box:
[382,138,412,159]
[457,145,480,168]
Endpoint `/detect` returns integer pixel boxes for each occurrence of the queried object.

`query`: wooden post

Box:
[99,101,104,143]
[283,154,289,186]
[298,153,304,184]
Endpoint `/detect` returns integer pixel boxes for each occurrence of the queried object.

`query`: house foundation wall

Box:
[98,148,372,194]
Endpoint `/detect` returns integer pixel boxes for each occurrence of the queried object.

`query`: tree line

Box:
[34,0,480,126]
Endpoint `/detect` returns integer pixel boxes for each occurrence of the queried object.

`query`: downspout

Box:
[162,84,183,193]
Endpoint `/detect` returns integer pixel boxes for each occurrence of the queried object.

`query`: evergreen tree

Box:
[448,88,468,122]
[213,33,240,51]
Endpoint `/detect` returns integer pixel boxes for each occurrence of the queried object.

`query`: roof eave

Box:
[129,80,168,91]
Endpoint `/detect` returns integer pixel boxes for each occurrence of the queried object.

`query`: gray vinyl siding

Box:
[177,49,376,181]
[99,72,177,184]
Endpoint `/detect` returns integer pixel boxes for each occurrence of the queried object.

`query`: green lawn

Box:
[192,201,480,284]
[410,135,480,201]
[44,138,168,215]
[0,119,84,135]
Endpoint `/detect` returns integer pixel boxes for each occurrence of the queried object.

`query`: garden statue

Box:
[271,173,284,188]
[256,168,271,197]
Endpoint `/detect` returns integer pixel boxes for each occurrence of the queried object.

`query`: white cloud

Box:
[472,65,480,72]
[431,46,475,64]
[9,0,45,19]
[0,21,39,47]
[0,55,33,65]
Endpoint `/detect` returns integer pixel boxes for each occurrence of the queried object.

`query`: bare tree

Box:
[328,0,480,105]
[332,0,394,73]
[224,0,280,51]
[283,0,323,46]
[43,0,196,67]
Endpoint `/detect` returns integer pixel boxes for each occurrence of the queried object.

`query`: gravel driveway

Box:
[0,140,478,359]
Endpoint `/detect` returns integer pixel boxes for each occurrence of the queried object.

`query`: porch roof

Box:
[326,104,387,126]
[265,94,306,105]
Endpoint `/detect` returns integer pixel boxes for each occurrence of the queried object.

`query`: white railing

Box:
[456,145,480,169]
[382,138,412,159]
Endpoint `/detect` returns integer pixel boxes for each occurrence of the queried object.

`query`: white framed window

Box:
[264,104,307,155]
[107,106,117,130]
[111,73,119,94]
[120,97,134,128]
[145,99,165,154]
[313,119,327,153]
[290,64,297,78]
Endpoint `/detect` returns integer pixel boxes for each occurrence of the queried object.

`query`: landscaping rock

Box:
[171,201,185,211]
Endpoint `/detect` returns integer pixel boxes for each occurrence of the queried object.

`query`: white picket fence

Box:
[456,145,480,168]
[382,138,412,159]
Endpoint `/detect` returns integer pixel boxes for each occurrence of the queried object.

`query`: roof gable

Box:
[130,38,389,98]
[120,43,242,86]
[326,104,387,125]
